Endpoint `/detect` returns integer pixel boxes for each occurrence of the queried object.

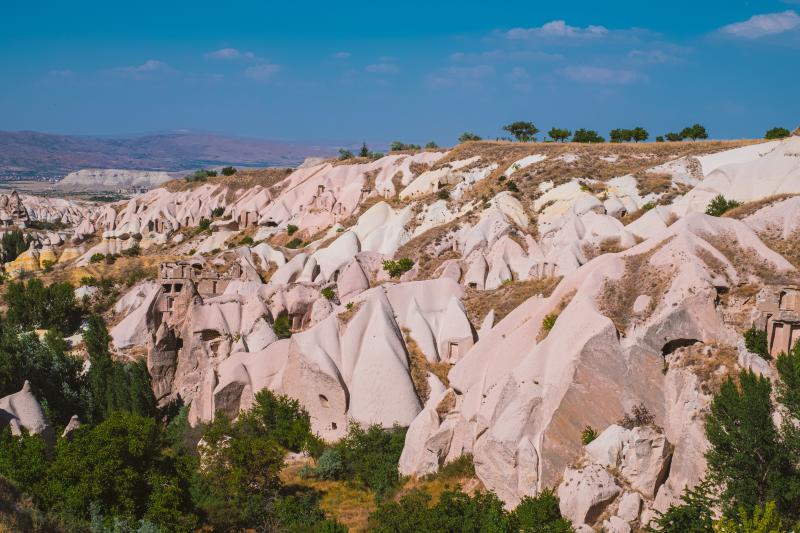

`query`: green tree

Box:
[572,129,605,143]
[425,141,439,149]
[776,341,800,421]
[631,126,649,142]
[713,502,787,533]
[548,128,571,142]
[221,166,237,176]
[237,389,321,454]
[705,371,800,518]
[764,127,791,140]
[503,121,539,142]
[649,481,715,533]
[338,148,354,160]
[44,412,196,531]
[194,413,285,530]
[744,326,769,358]
[359,142,370,157]
[665,132,684,142]
[458,132,482,143]
[512,489,574,532]
[681,124,708,140]
[610,128,633,143]
[705,195,741,217]
[0,230,32,263]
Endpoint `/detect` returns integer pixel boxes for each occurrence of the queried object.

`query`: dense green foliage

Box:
[338,148,354,160]
[681,124,709,140]
[303,423,407,499]
[705,194,741,216]
[369,488,573,533]
[185,169,216,182]
[391,141,422,151]
[0,230,32,263]
[287,223,298,235]
[502,121,539,142]
[609,127,648,143]
[548,127,571,142]
[85,314,157,422]
[383,257,414,278]
[571,129,605,143]
[425,141,439,149]
[765,127,791,140]
[4,279,81,335]
[458,131,481,143]
[272,313,292,338]
[744,326,769,358]
[657,341,800,530]
[220,166,237,176]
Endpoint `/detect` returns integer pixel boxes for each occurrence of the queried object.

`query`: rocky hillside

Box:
[1,134,800,531]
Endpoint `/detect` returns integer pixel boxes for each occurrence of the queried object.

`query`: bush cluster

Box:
[383,258,414,278]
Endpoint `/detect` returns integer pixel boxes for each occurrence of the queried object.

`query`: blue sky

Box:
[1,0,799,145]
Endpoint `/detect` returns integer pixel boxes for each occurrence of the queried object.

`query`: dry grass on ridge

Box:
[462,276,561,325]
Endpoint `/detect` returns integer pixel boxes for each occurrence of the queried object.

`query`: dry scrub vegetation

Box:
[462,276,561,324]
[404,329,452,404]
[598,242,674,334]
[536,289,577,341]
[759,228,800,270]
[163,167,293,195]
[700,231,799,285]
[668,342,738,395]
[721,194,798,220]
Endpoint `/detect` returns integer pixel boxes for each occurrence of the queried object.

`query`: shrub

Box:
[89,253,105,263]
[273,314,292,339]
[383,258,414,278]
[665,132,684,142]
[458,131,481,143]
[705,194,741,217]
[185,169,212,182]
[338,424,407,498]
[221,166,237,176]
[238,389,320,453]
[239,236,254,246]
[642,201,656,211]
[321,287,335,300]
[765,127,791,140]
[286,238,303,249]
[425,141,439,149]
[391,141,421,151]
[345,302,354,310]
[308,448,346,480]
[1,230,32,263]
[656,135,665,142]
[572,129,605,143]
[744,326,769,358]
[437,188,450,200]
[338,148,354,160]
[211,206,225,218]
[359,142,370,157]
[198,218,211,231]
[121,243,140,257]
[287,224,298,236]
[502,121,539,142]
[581,426,598,445]
[618,403,655,429]
[542,313,558,333]
[81,276,98,287]
[41,260,54,273]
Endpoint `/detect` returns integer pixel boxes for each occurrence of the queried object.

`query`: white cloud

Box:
[506,66,530,82]
[244,63,280,81]
[506,20,609,40]
[426,64,495,89]
[114,59,173,79]
[334,51,351,59]
[718,10,800,39]
[451,49,562,63]
[560,65,640,85]
[206,48,259,61]
[365,63,399,74]
[627,48,682,64]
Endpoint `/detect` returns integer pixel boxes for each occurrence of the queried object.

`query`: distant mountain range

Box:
[0,131,340,179]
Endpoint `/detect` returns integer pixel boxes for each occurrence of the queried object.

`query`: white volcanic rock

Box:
[58,168,172,191]
[676,136,800,214]
[0,381,53,443]
[111,282,162,349]
[558,464,621,525]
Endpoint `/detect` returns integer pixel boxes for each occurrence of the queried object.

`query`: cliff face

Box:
[9,137,800,530]
[57,168,173,191]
